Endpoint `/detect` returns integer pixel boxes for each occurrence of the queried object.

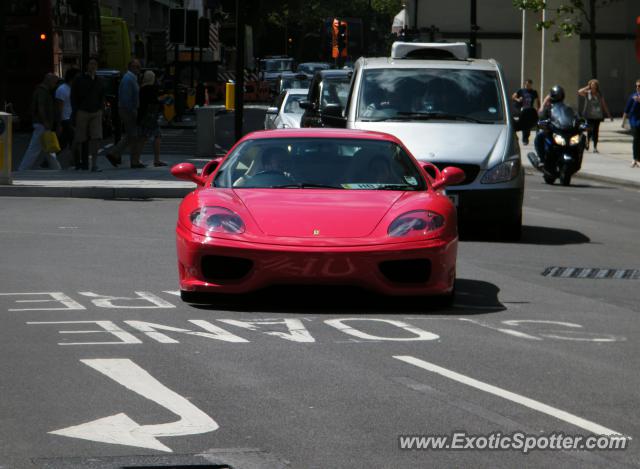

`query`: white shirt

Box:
[55,83,72,121]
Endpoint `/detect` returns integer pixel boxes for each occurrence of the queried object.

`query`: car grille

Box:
[378,259,431,284]
[201,255,253,282]
[432,162,480,185]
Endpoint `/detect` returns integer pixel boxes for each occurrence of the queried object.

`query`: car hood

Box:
[353,122,508,167]
[231,189,403,238]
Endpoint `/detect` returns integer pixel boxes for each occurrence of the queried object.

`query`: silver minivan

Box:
[325,42,524,240]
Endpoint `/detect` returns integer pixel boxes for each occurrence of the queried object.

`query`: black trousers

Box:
[633,127,640,162]
[586,119,602,148]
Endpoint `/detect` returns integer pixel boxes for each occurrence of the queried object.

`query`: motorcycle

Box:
[527,103,589,186]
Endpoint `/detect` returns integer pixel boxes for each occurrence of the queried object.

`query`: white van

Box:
[324,42,524,240]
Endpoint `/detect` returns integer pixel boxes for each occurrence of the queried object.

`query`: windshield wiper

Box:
[270,183,343,189]
[375,184,419,191]
[395,111,492,124]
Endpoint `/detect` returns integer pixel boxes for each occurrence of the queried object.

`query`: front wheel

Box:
[499,214,522,242]
[543,174,556,185]
[559,167,572,186]
[180,290,212,304]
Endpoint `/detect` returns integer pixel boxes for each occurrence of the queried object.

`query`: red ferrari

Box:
[171,128,464,303]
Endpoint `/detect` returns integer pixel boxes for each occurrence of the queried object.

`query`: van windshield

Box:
[357,68,504,123]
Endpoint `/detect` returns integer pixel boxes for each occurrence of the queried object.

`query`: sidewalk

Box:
[2,118,639,199]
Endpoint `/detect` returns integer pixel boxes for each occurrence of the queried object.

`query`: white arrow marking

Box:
[49,359,219,452]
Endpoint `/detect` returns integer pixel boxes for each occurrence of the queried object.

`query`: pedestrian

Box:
[17,73,62,171]
[70,57,107,171]
[578,79,613,153]
[138,70,166,167]
[622,79,640,168]
[134,35,145,66]
[108,59,145,168]
[511,79,539,145]
[55,67,80,168]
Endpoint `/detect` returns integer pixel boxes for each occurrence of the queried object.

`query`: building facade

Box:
[407,0,640,113]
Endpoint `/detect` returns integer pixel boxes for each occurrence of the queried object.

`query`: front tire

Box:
[543,174,556,185]
[500,214,522,242]
[559,167,572,186]
[180,290,212,304]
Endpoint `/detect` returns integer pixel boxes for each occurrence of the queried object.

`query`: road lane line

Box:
[394,355,625,437]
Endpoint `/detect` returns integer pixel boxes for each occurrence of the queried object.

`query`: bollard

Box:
[0,112,12,185]
[225,81,235,110]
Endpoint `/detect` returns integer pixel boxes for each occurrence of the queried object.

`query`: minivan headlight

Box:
[480,159,521,184]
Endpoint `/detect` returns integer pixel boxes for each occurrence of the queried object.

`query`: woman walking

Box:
[622,79,640,168]
[578,79,612,153]
[138,70,166,167]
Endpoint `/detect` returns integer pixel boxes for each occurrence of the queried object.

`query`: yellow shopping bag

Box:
[41,130,61,153]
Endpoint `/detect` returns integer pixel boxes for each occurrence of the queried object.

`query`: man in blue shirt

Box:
[108,60,145,168]
[622,79,640,168]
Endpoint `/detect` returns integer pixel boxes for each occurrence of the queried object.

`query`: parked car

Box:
[299,69,352,128]
[170,128,465,303]
[321,42,524,240]
[264,88,307,129]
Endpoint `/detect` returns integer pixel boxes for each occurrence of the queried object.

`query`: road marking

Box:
[27,321,142,345]
[325,318,439,341]
[50,359,219,452]
[78,291,175,309]
[125,320,249,343]
[394,355,624,437]
[0,292,85,311]
[218,318,315,343]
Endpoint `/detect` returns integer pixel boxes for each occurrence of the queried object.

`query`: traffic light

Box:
[338,21,348,57]
[331,18,340,59]
[185,10,199,47]
[198,17,211,49]
[636,16,640,63]
[169,9,185,44]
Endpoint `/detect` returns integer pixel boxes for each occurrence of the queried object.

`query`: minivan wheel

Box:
[499,214,522,242]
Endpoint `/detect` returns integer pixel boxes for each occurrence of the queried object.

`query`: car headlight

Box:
[569,134,581,146]
[388,210,444,237]
[480,159,521,184]
[553,133,566,146]
[190,206,245,234]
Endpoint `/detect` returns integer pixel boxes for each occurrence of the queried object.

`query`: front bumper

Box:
[446,187,524,224]
[176,226,457,296]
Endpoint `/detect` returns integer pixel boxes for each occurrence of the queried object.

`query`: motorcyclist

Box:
[533,85,566,167]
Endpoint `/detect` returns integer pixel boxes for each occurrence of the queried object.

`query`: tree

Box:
[513,0,621,79]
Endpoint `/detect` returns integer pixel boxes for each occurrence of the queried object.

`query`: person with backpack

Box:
[622,79,640,168]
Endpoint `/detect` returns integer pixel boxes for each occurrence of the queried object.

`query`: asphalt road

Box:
[0,176,639,468]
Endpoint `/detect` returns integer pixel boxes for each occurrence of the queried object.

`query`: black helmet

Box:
[549,85,565,103]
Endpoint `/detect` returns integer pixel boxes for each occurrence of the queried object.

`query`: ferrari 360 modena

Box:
[171,128,465,303]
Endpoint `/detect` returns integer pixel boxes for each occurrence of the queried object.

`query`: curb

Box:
[0,185,193,199]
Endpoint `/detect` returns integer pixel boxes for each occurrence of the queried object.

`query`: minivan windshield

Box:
[357,68,504,123]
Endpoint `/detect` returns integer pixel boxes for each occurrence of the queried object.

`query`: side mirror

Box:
[431,166,465,191]
[171,162,205,186]
[320,104,346,128]
[201,156,224,178]
[421,163,441,182]
[299,100,312,110]
[266,106,278,115]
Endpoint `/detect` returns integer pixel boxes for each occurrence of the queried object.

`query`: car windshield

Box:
[298,63,330,74]
[263,59,293,72]
[357,68,504,123]
[283,94,306,113]
[320,78,350,109]
[213,138,425,190]
[281,78,309,92]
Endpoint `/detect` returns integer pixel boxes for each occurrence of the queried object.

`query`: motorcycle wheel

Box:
[543,174,556,185]
[559,167,572,186]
